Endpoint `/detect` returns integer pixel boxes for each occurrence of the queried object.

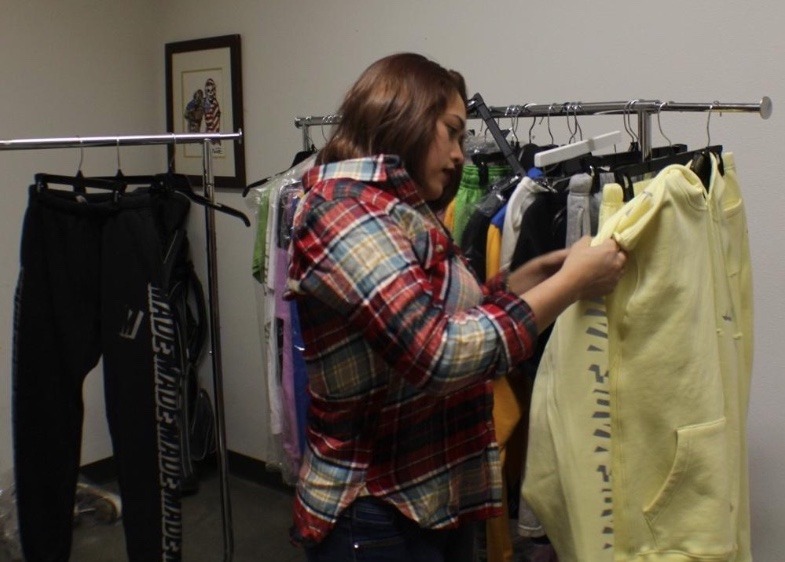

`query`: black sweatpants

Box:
[12,186,182,561]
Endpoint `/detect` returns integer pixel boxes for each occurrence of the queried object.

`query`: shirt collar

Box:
[302,154,424,207]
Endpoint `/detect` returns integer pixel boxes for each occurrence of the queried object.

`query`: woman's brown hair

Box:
[318,53,467,209]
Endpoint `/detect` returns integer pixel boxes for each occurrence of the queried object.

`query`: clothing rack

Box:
[294,96,773,160]
[0,129,241,562]
[471,97,773,161]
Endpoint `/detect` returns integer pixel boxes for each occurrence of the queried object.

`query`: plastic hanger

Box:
[35,139,124,193]
[613,103,723,198]
[152,171,250,227]
[470,151,511,187]
[689,102,723,189]
[466,93,525,178]
[533,131,622,168]
[242,145,317,198]
[73,139,87,193]
[580,143,688,170]
[34,172,122,193]
[148,135,249,225]
[88,140,159,198]
[580,102,686,172]
[528,102,624,168]
[613,145,723,200]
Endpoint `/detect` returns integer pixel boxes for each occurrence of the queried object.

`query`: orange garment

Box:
[443,198,456,232]
[485,374,532,562]
[485,221,502,280]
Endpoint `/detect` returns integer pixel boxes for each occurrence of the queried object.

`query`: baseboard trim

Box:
[80,457,118,484]
[79,451,294,493]
[227,450,294,493]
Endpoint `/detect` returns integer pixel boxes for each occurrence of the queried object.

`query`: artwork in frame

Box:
[165,34,246,188]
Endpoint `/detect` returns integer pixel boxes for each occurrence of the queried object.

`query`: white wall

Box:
[1,0,784,559]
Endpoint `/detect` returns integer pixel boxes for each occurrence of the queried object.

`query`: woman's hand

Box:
[560,236,627,300]
[517,235,627,333]
[506,248,570,294]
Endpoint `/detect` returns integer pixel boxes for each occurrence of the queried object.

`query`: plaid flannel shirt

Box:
[286,155,537,544]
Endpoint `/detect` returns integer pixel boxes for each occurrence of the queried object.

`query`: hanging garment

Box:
[605,154,752,561]
[512,172,608,549]
[484,372,533,562]
[452,162,510,245]
[274,243,301,475]
[716,155,754,562]
[249,182,289,476]
[564,173,596,247]
[248,154,315,483]
[251,185,272,284]
[485,204,506,279]
[270,181,307,481]
[443,197,456,232]
[509,190,568,272]
[499,176,551,271]
[277,183,308,464]
[524,154,753,562]
[461,189,507,281]
[487,176,584,562]
[249,181,283,469]
[12,186,183,561]
[521,181,626,561]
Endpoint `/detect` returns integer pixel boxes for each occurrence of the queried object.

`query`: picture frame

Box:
[165,34,246,188]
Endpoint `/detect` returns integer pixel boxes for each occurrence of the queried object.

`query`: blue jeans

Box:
[304,497,476,562]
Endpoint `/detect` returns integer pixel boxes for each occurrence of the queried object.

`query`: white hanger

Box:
[533,130,622,168]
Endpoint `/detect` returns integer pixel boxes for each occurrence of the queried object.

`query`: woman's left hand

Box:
[505,248,570,294]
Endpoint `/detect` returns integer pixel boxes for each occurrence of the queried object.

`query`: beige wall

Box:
[1,1,784,559]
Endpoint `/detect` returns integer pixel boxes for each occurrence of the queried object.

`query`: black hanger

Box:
[242,175,271,197]
[486,174,523,200]
[518,142,560,172]
[613,145,723,200]
[581,143,688,170]
[466,93,526,177]
[85,143,158,197]
[558,143,689,191]
[471,152,510,187]
[242,147,317,198]
[91,171,159,190]
[34,172,123,194]
[290,147,316,168]
[688,104,725,190]
[689,146,725,191]
[152,171,250,227]
[471,151,509,167]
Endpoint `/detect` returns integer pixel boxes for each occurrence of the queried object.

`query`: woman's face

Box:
[418,93,466,202]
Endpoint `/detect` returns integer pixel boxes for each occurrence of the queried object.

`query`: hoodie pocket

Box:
[642,417,735,557]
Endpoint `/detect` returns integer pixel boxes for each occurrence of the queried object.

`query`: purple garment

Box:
[290,299,309,456]
[275,246,300,472]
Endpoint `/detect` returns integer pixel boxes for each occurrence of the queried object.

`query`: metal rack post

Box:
[201,139,234,561]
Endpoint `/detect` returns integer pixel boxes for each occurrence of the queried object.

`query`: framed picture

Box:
[165,34,246,188]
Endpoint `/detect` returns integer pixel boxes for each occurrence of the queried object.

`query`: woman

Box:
[286,52,625,561]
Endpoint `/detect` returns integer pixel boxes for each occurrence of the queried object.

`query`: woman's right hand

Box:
[518,235,627,333]
[560,235,627,300]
